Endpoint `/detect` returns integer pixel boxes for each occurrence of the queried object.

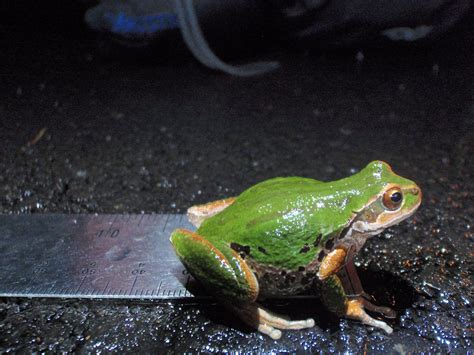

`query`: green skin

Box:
[171,161,421,327]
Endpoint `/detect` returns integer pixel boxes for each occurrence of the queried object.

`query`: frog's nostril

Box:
[412,186,422,205]
[409,185,421,196]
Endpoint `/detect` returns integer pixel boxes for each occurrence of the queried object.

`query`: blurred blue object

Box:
[85,0,472,75]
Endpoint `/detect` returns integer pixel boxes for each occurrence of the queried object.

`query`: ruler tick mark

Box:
[162,215,170,232]
[130,275,138,293]
[103,280,110,293]
[76,276,86,293]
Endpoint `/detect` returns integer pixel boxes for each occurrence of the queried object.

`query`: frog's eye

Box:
[382,187,403,210]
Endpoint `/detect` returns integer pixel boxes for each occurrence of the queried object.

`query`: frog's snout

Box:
[416,186,422,206]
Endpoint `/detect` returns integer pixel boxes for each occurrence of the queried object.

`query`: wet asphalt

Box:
[0,3,473,353]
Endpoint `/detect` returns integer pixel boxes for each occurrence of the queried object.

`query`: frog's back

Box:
[198,177,324,233]
[204,176,324,221]
[196,177,342,271]
[237,176,324,202]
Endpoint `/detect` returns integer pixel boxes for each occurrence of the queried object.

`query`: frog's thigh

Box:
[170,228,257,302]
[321,275,393,334]
[171,229,314,339]
[187,197,236,227]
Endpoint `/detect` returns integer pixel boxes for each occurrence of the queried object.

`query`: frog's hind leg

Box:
[170,228,314,339]
[187,197,236,227]
[231,303,315,340]
[170,228,257,302]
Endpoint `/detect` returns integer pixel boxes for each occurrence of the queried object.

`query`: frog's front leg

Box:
[339,259,396,319]
[170,229,314,339]
[319,247,396,319]
[319,249,394,334]
[321,275,394,334]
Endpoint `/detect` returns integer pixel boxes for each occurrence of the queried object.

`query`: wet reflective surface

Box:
[0,3,472,352]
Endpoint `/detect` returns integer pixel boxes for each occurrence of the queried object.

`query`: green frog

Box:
[170,161,421,339]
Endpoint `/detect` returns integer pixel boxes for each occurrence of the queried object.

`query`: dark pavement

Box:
[0,2,473,352]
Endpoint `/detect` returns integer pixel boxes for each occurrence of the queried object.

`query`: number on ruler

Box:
[81,261,97,275]
[96,228,120,238]
[132,262,146,275]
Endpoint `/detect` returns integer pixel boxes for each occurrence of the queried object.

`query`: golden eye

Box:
[383,187,403,210]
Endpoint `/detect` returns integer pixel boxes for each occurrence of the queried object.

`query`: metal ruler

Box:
[0,214,206,299]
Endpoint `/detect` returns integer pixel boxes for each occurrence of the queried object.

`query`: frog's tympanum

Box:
[170,161,421,339]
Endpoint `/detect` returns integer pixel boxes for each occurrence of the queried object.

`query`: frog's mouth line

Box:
[369,198,422,234]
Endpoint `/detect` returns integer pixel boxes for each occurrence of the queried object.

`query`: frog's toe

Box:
[346,299,393,334]
[258,324,282,340]
[361,300,397,319]
[257,306,315,330]
[232,302,314,339]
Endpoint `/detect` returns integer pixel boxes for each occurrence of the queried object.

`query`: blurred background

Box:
[0,0,473,352]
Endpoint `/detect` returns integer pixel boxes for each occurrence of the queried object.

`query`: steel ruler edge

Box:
[0,214,204,300]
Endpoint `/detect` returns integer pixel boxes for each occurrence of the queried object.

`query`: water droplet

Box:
[76,170,87,178]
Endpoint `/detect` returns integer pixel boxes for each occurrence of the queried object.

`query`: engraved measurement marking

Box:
[81,261,97,275]
[76,277,86,293]
[130,276,138,293]
[162,215,170,232]
[96,228,120,239]
[0,214,200,299]
[130,262,146,293]
[103,280,110,293]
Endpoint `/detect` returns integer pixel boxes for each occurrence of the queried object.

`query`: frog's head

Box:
[350,161,422,236]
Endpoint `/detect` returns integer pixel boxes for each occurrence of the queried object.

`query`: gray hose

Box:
[175,0,280,76]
